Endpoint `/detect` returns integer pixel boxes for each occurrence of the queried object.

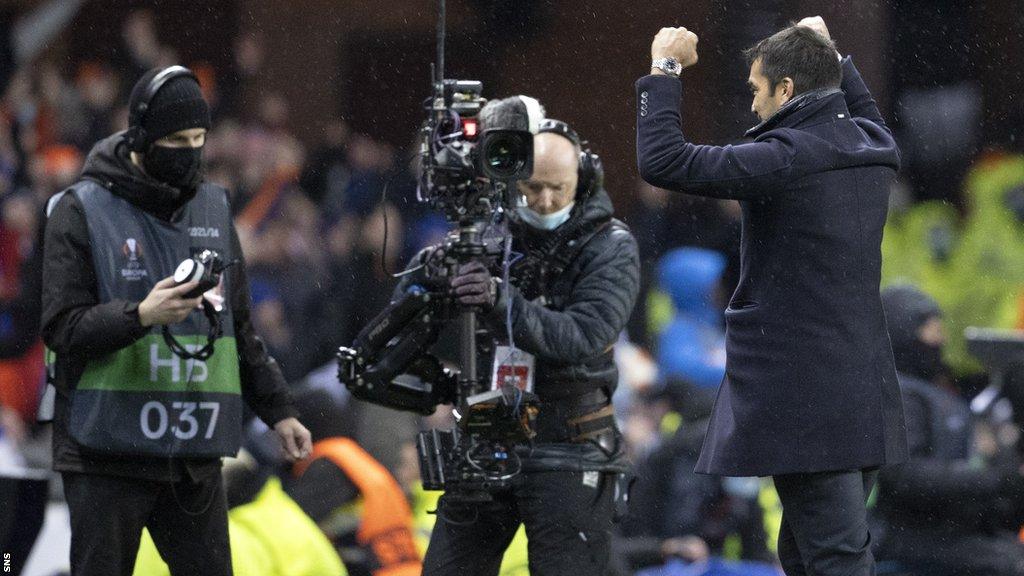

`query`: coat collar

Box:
[744,87,845,139]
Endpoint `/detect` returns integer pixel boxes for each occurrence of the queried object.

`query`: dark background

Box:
[23,0,1017,207]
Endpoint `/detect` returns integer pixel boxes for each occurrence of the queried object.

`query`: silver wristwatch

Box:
[651,57,682,78]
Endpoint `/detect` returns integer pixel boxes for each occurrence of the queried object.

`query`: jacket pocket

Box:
[725,299,759,312]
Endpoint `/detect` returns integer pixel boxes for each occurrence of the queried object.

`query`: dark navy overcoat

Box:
[636,57,908,476]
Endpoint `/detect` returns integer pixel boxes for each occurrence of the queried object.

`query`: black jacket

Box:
[41,133,297,481]
[486,188,640,404]
[620,416,771,568]
[636,57,908,476]
[396,188,640,408]
[877,372,1019,530]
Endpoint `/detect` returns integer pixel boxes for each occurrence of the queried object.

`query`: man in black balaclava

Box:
[882,284,946,382]
[41,66,312,576]
[875,284,1024,576]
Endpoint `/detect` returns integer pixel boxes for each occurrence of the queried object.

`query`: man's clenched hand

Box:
[797,16,842,60]
[651,27,699,70]
[796,16,831,41]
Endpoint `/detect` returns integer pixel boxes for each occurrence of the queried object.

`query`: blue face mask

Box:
[516,202,575,231]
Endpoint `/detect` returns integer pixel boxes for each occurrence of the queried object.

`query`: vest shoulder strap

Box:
[45,179,110,218]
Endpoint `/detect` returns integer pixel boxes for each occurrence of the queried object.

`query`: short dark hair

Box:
[744,25,841,96]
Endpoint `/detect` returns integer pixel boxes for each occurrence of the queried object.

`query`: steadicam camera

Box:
[419,78,534,224]
[336,0,541,504]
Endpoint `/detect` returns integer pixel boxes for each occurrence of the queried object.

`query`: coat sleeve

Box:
[40,191,150,365]
[635,74,802,200]
[839,56,888,131]
[485,228,640,364]
[228,223,298,427]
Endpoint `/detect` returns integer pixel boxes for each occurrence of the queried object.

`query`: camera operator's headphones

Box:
[537,118,604,200]
[125,65,198,153]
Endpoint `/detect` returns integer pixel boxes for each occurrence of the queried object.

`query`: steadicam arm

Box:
[337,285,457,414]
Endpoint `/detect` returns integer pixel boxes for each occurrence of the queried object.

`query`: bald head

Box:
[518,132,580,215]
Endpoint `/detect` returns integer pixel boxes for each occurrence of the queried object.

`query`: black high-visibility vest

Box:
[51,182,243,458]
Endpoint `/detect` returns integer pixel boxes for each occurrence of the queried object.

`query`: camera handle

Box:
[450,222,488,406]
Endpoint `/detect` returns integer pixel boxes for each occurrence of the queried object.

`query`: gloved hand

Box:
[450,261,496,308]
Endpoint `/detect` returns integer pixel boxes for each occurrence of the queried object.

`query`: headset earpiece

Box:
[126,65,198,153]
[536,118,601,201]
[579,150,603,199]
[125,125,147,153]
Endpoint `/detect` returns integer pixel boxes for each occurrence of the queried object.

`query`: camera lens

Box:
[479,130,532,181]
[485,137,523,173]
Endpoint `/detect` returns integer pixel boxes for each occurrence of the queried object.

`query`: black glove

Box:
[450,261,496,308]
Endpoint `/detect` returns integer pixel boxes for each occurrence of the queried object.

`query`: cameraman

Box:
[418,97,641,575]
[41,66,311,576]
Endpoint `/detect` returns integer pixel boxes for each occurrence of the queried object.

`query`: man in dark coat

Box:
[875,285,1024,576]
[41,66,312,576]
[635,17,907,576]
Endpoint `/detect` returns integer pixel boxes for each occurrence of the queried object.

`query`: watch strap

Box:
[651,57,681,78]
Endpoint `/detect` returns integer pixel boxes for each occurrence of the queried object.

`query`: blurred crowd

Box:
[5,6,1024,576]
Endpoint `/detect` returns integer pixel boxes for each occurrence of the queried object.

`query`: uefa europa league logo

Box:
[123,238,143,269]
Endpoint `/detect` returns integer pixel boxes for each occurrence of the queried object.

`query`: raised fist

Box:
[651,27,699,69]
[796,16,831,42]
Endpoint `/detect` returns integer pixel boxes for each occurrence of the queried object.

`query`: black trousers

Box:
[62,471,232,576]
[0,477,48,576]
[773,468,878,576]
[422,469,616,576]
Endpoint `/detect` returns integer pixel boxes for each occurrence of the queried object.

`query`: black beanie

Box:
[128,67,211,149]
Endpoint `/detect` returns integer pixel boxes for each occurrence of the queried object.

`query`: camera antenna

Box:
[436,0,445,90]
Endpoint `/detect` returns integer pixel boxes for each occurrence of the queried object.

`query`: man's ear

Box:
[776,77,795,102]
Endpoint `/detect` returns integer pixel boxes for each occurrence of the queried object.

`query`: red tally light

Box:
[463,119,479,140]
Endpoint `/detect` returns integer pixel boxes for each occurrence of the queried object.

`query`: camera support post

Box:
[452,222,486,402]
[338,0,540,504]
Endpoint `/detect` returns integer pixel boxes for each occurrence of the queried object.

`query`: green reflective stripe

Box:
[77,334,241,394]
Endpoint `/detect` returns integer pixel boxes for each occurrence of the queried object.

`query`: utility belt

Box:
[518,388,633,520]
[534,388,617,445]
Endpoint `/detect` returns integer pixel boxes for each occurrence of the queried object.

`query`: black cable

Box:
[161,300,219,361]
[464,440,521,482]
[166,301,220,517]
[160,259,237,361]
[378,153,421,278]
[163,257,238,516]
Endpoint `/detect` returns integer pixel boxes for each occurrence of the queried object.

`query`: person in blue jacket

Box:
[656,247,727,390]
